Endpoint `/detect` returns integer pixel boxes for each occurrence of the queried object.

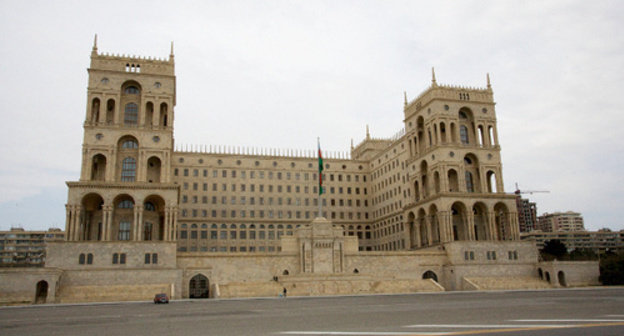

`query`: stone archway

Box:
[422,270,438,282]
[35,280,48,304]
[189,274,209,298]
[558,271,567,287]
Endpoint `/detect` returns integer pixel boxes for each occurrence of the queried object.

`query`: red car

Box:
[153,293,169,304]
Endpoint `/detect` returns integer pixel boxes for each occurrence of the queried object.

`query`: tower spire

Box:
[487,72,492,90]
[169,41,175,62]
[350,138,354,150]
[366,124,370,139]
[91,34,98,56]
[431,67,437,86]
[404,91,408,107]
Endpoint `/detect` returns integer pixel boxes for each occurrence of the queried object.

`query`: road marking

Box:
[439,322,624,335]
[279,332,450,335]
[512,319,624,322]
[404,324,571,328]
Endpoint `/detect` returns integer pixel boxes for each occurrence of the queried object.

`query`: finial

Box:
[431,67,437,86]
[91,34,98,56]
[351,138,354,150]
[366,124,370,139]
[486,72,491,89]
[170,41,174,56]
[404,91,408,106]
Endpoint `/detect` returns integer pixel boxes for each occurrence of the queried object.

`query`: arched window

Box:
[121,157,136,182]
[460,125,469,144]
[144,202,155,211]
[124,103,138,125]
[87,253,93,264]
[121,139,138,149]
[79,253,85,264]
[117,199,134,209]
[124,86,140,94]
[465,172,474,192]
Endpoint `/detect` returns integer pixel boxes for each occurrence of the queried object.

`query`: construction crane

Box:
[514,183,550,195]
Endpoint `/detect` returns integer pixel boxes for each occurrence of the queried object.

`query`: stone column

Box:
[488,212,498,241]
[172,207,178,241]
[73,205,82,241]
[65,205,72,241]
[466,211,475,241]
[132,205,141,241]
[137,205,144,241]
[479,167,488,193]
[414,223,421,248]
[103,205,113,241]
[509,212,520,240]
[163,208,169,241]
[436,123,442,145]
[459,167,466,192]
[425,217,432,246]
[483,124,491,147]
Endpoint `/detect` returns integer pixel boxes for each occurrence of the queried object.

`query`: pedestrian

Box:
[283,287,287,298]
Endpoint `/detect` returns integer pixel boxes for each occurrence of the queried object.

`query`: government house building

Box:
[0,38,599,305]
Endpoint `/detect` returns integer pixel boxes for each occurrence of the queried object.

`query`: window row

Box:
[181,195,369,207]
[182,183,368,195]
[175,169,368,183]
[179,208,370,220]
[178,245,281,252]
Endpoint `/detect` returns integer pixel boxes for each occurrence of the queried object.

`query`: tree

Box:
[569,248,598,261]
[600,253,624,285]
[540,239,568,261]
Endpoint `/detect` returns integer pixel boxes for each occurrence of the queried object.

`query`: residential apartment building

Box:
[537,211,585,232]
[521,229,624,254]
[0,228,65,267]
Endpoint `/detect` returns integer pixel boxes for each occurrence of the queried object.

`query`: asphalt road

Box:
[1,288,624,336]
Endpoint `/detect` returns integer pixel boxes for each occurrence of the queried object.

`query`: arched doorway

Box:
[35,280,48,304]
[422,270,438,282]
[558,271,567,287]
[189,274,209,298]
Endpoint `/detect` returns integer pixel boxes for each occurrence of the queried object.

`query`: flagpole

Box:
[317,137,322,218]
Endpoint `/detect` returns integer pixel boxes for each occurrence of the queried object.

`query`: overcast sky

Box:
[0,1,622,231]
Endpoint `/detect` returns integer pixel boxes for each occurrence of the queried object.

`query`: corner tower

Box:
[402,70,519,249]
[64,37,179,243]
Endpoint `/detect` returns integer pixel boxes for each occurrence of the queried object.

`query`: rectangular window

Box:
[145,253,151,264]
[119,221,131,240]
[120,253,126,264]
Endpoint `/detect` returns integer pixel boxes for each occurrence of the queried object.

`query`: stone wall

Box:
[46,241,177,269]
[177,252,299,298]
[0,268,61,305]
[537,261,600,287]
[56,268,181,303]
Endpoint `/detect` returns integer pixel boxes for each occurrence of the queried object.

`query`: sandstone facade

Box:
[0,38,599,304]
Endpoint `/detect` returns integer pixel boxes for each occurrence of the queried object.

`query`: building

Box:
[0,228,65,267]
[537,211,585,232]
[0,38,599,305]
[521,230,624,254]
[515,193,538,233]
